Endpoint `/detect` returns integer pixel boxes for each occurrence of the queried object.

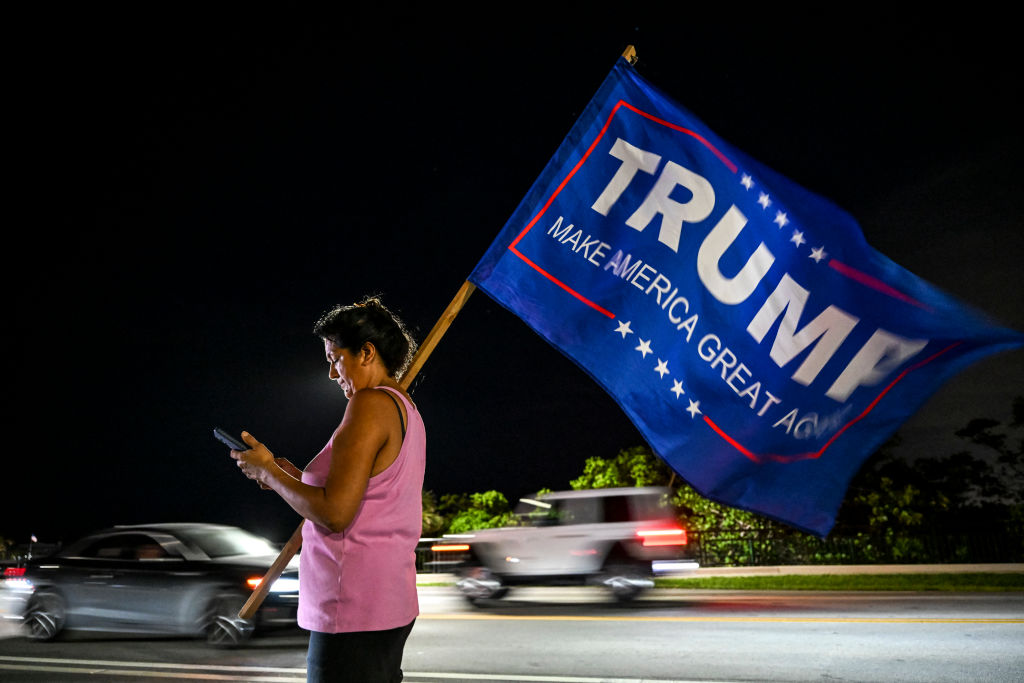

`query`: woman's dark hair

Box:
[312,295,417,380]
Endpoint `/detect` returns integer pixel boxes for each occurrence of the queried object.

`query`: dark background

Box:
[8,14,1022,546]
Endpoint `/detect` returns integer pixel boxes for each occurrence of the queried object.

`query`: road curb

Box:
[687,563,1024,577]
[416,563,1024,585]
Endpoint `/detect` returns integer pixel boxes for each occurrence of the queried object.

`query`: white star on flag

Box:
[615,320,634,338]
[686,399,702,418]
[741,174,754,190]
[809,246,827,263]
[773,211,789,228]
[654,359,670,378]
[757,192,772,209]
[790,230,806,247]
[635,338,653,358]
[671,379,685,398]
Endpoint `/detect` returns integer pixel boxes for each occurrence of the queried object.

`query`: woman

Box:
[230,296,424,682]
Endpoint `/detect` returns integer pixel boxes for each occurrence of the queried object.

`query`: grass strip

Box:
[654,572,1024,592]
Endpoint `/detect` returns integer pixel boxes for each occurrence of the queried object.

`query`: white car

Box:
[441,487,698,603]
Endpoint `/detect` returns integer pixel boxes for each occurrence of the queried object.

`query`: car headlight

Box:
[2,577,33,590]
[268,577,300,593]
[246,576,300,593]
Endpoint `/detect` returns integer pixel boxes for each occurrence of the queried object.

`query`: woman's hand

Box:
[226,389,391,532]
[230,431,277,488]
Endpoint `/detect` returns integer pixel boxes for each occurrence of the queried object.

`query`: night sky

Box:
[8,16,1022,547]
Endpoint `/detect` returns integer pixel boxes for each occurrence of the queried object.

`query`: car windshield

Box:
[175,526,279,558]
[614,493,673,521]
[515,492,674,526]
[515,498,559,526]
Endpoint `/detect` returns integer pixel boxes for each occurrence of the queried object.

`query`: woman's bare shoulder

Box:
[345,387,395,413]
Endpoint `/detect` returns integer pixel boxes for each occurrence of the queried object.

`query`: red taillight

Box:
[431,544,470,552]
[637,527,688,546]
[3,567,26,577]
[246,577,263,590]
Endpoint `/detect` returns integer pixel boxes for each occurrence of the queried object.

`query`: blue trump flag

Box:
[468,56,1024,537]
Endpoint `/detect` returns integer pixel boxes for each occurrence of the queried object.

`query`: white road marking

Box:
[0,655,725,682]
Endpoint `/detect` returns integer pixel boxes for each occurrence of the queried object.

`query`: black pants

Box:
[306,620,415,683]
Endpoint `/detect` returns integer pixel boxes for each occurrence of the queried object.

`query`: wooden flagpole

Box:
[239,44,637,620]
[239,280,477,618]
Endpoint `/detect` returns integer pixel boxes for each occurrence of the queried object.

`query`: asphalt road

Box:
[1,585,1021,682]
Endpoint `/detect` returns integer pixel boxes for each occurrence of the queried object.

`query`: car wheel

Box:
[601,563,654,602]
[455,566,508,604]
[202,591,255,647]
[24,591,66,641]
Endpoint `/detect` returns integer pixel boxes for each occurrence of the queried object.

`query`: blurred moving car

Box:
[15,523,299,646]
[438,487,698,603]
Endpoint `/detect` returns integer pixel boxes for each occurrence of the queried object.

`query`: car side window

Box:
[78,534,170,560]
[631,493,674,520]
[602,495,633,523]
[79,536,130,559]
[135,542,168,560]
[557,497,601,525]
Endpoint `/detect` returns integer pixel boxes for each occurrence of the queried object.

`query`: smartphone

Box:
[213,427,249,451]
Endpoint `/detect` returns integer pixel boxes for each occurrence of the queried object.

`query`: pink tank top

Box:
[297,386,425,633]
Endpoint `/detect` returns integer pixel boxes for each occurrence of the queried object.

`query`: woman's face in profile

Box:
[325,340,359,399]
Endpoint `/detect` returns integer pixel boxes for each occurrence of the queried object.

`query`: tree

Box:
[831,399,1024,561]
[421,490,447,537]
[834,436,938,525]
[569,445,671,490]
[949,396,1024,507]
[442,490,520,535]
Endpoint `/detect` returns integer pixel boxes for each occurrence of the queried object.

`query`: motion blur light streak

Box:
[431,543,471,552]
[246,576,302,592]
[637,527,688,546]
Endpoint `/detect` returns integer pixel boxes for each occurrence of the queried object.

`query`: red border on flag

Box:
[703,342,962,464]
[507,100,737,319]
